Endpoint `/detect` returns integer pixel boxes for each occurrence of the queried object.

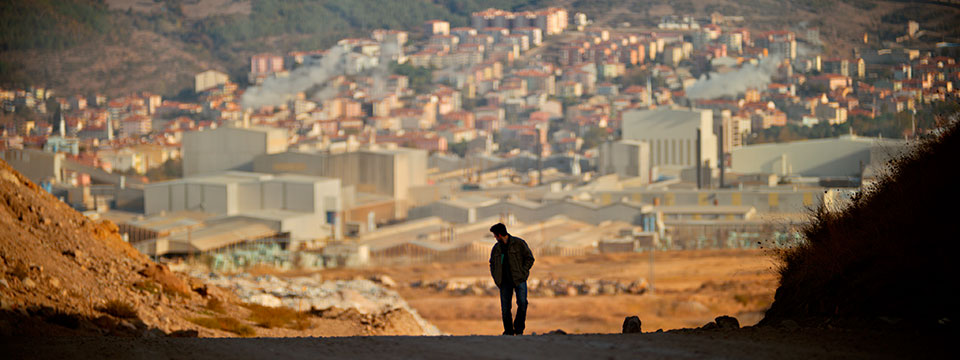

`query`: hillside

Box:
[0,158,434,337]
[2,0,958,97]
[0,0,541,97]
[762,120,960,327]
[0,156,208,336]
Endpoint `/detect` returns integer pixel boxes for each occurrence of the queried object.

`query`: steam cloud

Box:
[685,56,782,100]
[241,45,383,109]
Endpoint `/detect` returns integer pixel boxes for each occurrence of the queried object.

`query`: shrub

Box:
[188,316,255,337]
[763,122,960,324]
[100,300,138,319]
[205,298,226,314]
[244,303,311,330]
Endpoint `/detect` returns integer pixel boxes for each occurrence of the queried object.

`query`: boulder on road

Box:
[715,315,740,330]
[622,316,642,333]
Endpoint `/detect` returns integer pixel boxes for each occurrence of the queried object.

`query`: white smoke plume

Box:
[685,56,783,100]
[241,45,382,109]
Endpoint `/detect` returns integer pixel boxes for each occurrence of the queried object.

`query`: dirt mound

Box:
[763,123,960,327]
[0,158,219,336]
[0,158,438,337]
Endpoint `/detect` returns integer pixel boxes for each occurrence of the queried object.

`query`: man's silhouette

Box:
[489,223,535,335]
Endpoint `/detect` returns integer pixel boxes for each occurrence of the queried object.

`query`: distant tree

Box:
[450,140,469,158]
[390,63,433,93]
[580,126,610,150]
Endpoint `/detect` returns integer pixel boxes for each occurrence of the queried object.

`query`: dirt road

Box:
[1,326,949,359]
[318,250,777,335]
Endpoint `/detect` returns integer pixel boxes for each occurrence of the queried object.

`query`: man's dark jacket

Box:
[489,235,535,287]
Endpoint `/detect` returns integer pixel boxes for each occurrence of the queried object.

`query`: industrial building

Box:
[181,126,288,177]
[115,211,286,257]
[598,140,651,183]
[144,171,342,242]
[252,146,427,219]
[729,135,907,177]
[621,108,718,170]
[544,186,824,214]
[408,196,657,229]
[1,148,63,184]
[358,214,623,265]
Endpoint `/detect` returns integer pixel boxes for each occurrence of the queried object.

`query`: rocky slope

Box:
[0,158,435,337]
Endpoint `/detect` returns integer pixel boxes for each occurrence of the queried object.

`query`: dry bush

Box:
[100,300,138,319]
[188,316,255,336]
[205,298,226,314]
[243,303,311,330]
[764,122,960,324]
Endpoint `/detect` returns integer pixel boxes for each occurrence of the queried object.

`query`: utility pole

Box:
[648,245,655,295]
[536,123,544,186]
[696,129,702,189]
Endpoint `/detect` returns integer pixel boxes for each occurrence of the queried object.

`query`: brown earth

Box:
[0,159,426,337]
[317,250,777,335]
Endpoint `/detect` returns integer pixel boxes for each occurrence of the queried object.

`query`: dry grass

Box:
[765,122,960,324]
[133,279,161,294]
[188,316,256,336]
[100,300,138,319]
[243,303,312,330]
[205,298,226,314]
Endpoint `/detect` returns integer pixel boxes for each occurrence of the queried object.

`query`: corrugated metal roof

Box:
[166,219,279,252]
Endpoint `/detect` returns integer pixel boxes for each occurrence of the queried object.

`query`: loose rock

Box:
[622,316,642,333]
[169,329,199,338]
[715,315,740,330]
[248,293,283,308]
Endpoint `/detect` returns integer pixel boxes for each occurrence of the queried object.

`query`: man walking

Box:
[489,223,535,335]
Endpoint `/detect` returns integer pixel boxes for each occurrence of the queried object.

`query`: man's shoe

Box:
[514,331,523,336]
[502,331,514,336]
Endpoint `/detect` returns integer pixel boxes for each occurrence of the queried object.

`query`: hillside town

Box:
[2,6,958,270]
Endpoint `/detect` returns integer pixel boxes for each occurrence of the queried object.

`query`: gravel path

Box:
[2,327,950,359]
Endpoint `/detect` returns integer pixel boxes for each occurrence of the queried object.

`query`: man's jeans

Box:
[499,281,527,334]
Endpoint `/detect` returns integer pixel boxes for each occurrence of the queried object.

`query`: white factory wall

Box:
[284,182,318,213]
[144,172,343,240]
[590,189,823,213]
[729,136,906,177]
[144,185,168,215]
[599,140,651,183]
[252,149,427,201]
[182,127,287,177]
[277,213,330,241]
[262,181,284,210]
[237,182,262,213]
[410,199,652,225]
[622,108,718,169]
[408,201,475,223]
[170,183,186,212]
